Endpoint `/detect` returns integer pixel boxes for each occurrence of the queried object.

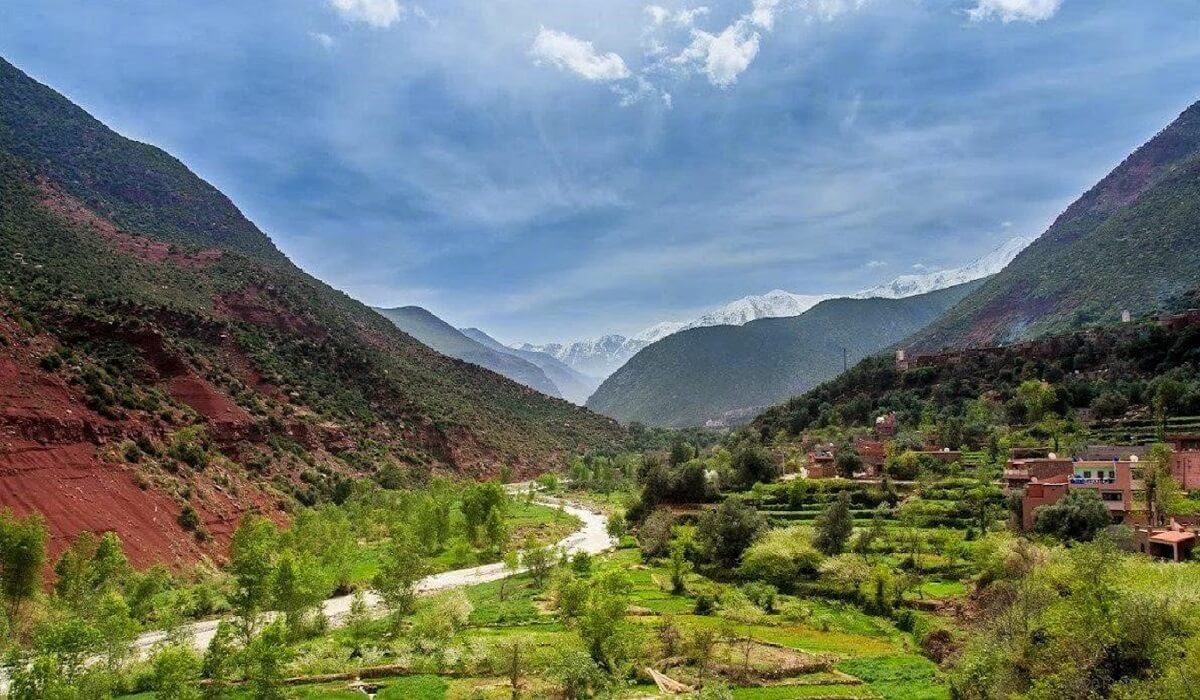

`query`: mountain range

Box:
[375,306,563,399]
[905,98,1200,351]
[0,56,622,566]
[586,281,983,428]
[518,235,1033,380]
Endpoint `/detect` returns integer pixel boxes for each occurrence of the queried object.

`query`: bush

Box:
[177,505,201,532]
[738,527,823,589]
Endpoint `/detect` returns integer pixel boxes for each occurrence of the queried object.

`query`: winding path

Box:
[132,497,613,655]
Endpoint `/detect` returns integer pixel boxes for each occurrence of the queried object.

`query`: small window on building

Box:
[1101,491,1122,501]
[1083,471,1092,479]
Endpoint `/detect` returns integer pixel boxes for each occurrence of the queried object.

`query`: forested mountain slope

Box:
[0,57,622,567]
[375,306,561,398]
[587,282,981,429]
[905,99,1200,351]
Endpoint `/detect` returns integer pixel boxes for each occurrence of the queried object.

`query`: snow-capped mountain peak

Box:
[853,235,1036,299]
[685,290,833,329]
[514,235,1036,382]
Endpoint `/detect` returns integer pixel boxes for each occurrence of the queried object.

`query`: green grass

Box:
[837,655,948,700]
[375,675,449,699]
[730,685,876,699]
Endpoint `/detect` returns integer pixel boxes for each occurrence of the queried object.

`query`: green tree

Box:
[242,620,290,700]
[574,570,636,671]
[1144,443,1182,526]
[521,539,555,588]
[484,507,509,554]
[373,529,429,619]
[1016,380,1056,424]
[1033,489,1111,542]
[228,516,279,637]
[0,509,47,621]
[813,492,854,556]
[732,444,780,488]
[201,619,239,698]
[461,481,507,546]
[697,498,765,569]
[668,538,692,594]
[272,550,327,638]
[152,644,203,700]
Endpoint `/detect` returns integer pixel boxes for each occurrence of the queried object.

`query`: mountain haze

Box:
[587,282,983,428]
[375,306,561,398]
[460,328,601,405]
[905,99,1200,351]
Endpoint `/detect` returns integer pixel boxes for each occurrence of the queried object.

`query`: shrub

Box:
[738,527,823,590]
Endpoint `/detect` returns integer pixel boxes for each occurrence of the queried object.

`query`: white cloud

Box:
[967,0,1063,23]
[309,31,335,49]
[329,0,404,28]
[672,21,761,87]
[530,27,632,81]
[750,0,782,30]
[645,4,710,27]
[912,263,928,270]
[866,259,888,268]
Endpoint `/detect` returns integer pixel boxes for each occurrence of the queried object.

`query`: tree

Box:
[373,529,429,620]
[484,507,509,555]
[574,571,636,671]
[242,620,290,700]
[667,538,692,594]
[605,511,628,540]
[638,508,676,558]
[152,644,203,700]
[493,639,528,699]
[411,591,473,669]
[1034,489,1111,542]
[272,551,326,638]
[688,627,720,689]
[813,492,854,556]
[201,619,239,697]
[732,444,780,488]
[461,481,507,546]
[499,550,520,602]
[835,451,863,479]
[0,509,47,621]
[1143,443,1182,527]
[1016,380,1056,424]
[522,540,555,588]
[228,516,279,637]
[697,498,765,569]
[551,649,608,699]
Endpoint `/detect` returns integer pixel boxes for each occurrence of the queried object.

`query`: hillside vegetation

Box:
[906,98,1200,350]
[754,315,1200,445]
[0,56,623,567]
[588,282,981,429]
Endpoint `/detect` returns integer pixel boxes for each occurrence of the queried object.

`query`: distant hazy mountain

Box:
[586,281,983,428]
[906,99,1200,351]
[517,237,1029,381]
[375,306,562,398]
[461,328,601,404]
[853,235,1036,299]
[518,335,650,379]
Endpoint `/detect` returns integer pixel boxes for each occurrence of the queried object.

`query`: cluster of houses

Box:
[1005,435,1200,560]
[797,412,1200,562]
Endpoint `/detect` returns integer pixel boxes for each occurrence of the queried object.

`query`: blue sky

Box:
[2,1,1199,343]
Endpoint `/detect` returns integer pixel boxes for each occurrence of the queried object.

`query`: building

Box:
[1134,521,1198,562]
[1004,456,1073,491]
[1167,434,1200,489]
[874,412,897,438]
[1018,458,1146,530]
[854,438,887,475]
[806,451,837,479]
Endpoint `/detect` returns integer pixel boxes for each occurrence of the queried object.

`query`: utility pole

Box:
[842,347,847,372]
